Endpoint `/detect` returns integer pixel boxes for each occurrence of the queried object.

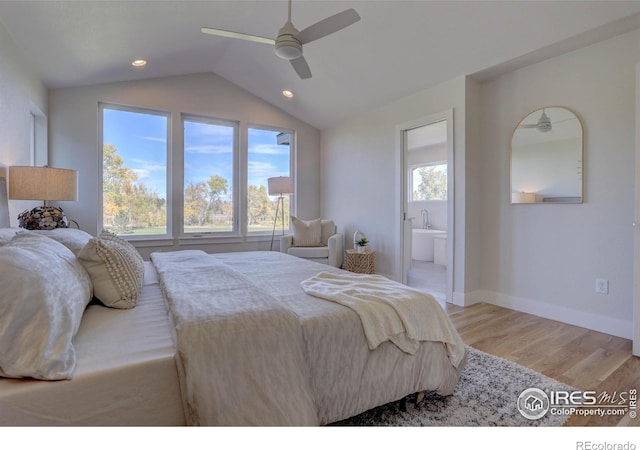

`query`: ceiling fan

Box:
[201,0,360,79]
[518,108,576,133]
[518,108,553,133]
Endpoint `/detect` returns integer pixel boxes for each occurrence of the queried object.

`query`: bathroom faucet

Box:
[421,209,431,229]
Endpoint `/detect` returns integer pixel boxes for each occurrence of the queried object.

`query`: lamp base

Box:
[17,205,69,230]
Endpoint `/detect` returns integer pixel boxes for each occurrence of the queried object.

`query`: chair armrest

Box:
[280,234,293,253]
[327,233,344,268]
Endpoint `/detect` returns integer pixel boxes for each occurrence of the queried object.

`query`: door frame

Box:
[633,64,640,356]
[397,109,454,302]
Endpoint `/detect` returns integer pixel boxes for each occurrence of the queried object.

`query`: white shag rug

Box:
[331,346,575,426]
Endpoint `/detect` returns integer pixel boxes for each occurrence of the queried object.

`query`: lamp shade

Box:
[9,166,78,202]
[267,176,293,196]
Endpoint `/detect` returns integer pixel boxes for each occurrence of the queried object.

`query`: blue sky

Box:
[103,108,290,200]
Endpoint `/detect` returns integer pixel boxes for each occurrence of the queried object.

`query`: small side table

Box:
[345,249,375,274]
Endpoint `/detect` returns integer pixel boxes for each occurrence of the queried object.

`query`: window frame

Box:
[180,113,240,239]
[98,102,172,240]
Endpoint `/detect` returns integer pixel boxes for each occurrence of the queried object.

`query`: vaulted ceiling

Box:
[1,1,640,130]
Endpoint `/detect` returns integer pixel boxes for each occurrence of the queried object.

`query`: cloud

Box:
[249,144,289,155]
[132,168,151,179]
[137,135,167,144]
[184,144,233,154]
[130,158,166,172]
[248,161,278,178]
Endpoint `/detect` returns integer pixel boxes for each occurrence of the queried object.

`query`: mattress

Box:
[0,262,185,426]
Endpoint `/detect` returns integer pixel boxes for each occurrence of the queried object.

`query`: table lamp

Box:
[9,165,78,230]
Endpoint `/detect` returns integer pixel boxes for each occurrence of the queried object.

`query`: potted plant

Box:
[356,236,369,253]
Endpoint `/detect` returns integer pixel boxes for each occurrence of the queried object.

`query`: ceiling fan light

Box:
[275,41,302,60]
[537,123,552,132]
[536,110,552,132]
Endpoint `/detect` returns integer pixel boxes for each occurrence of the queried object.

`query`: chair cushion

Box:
[288,246,329,259]
[320,220,336,245]
[291,216,322,247]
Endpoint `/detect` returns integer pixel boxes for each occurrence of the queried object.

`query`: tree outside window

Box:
[412,162,447,201]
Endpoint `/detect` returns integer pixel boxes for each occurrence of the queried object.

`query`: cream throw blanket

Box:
[301,271,466,368]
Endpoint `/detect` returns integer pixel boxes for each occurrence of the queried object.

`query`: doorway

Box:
[399,111,454,303]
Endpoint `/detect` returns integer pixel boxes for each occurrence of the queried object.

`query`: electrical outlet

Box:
[595,278,609,295]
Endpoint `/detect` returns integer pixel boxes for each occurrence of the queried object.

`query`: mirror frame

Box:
[510,106,583,204]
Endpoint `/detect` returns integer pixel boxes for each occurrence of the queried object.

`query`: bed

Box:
[0,217,466,426]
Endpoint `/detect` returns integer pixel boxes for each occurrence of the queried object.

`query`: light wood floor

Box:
[443,302,640,426]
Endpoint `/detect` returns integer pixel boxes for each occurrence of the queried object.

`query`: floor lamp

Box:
[268,176,293,251]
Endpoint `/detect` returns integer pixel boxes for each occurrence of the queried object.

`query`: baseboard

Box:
[455,289,632,340]
[452,290,483,307]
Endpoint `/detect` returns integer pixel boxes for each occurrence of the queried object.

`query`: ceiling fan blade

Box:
[201,27,275,46]
[295,8,360,44]
[290,56,312,79]
[518,124,538,128]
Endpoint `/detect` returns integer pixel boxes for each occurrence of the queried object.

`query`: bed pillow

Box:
[291,216,322,247]
[0,232,93,380]
[0,227,22,245]
[31,228,93,256]
[77,230,144,309]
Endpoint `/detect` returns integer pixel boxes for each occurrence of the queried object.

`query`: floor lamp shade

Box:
[9,166,78,229]
[267,176,293,196]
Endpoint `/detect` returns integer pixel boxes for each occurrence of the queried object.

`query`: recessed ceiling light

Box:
[131,59,147,67]
[282,90,294,98]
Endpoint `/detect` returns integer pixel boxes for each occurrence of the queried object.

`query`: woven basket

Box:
[345,249,375,274]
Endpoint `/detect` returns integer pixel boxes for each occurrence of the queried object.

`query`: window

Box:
[100,104,295,243]
[411,162,447,201]
[247,127,292,234]
[183,115,238,235]
[100,104,169,236]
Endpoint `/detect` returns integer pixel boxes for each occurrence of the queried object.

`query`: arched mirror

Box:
[511,107,583,204]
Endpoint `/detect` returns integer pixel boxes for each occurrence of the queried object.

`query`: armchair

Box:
[280,218,343,268]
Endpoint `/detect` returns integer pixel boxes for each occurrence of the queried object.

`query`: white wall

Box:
[321,27,638,339]
[0,20,47,223]
[321,76,474,297]
[48,72,320,257]
[477,29,640,338]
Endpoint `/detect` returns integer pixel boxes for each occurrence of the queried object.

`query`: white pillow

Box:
[291,216,322,247]
[320,220,336,245]
[0,233,92,380]
[0,227,22,245]
[31,228,93,256]
[77,230,144,309]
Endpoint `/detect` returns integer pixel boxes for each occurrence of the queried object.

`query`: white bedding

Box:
[1,250,466,426]
[151,250,318,426]
[0,263,185,426]
[153,250,467,426]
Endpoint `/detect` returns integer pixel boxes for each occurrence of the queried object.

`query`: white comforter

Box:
[151,250,318,426]
[151,250,467,426]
